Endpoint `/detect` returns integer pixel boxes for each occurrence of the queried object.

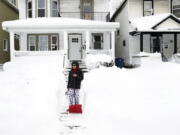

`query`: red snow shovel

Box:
[69,104,82,113]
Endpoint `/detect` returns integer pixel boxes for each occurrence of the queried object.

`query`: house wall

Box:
[114,1,131,65]
[19,0,110,20]
[129,0,143,19]
[60,0,81,18]
[129,35,140,56]
[154,0,170,15]
[177,34,180,53]
[129,0,170,19]
[0,1,18,64]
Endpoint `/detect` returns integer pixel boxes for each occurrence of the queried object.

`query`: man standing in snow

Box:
[67,61,84,105]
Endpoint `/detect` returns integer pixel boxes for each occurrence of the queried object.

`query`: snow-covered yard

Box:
[0,53,180,135]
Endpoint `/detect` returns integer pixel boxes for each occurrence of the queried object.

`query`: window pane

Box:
[38,0,45,8]
[52,10,58,17]
[52,1,58,9]
[144,1,153,16]
[28,10,32,18]
[28,2,32,9]
[38,9,45,17]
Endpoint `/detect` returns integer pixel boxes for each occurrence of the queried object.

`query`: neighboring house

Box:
[111,0,180,66]
[0,0,18,64]
[2,0,119,66]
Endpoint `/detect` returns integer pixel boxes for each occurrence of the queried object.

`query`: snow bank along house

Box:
[2,0,119,69]
[111,0,180,66]
[0,0,18,65]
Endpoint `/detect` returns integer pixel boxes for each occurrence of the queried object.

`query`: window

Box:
[51,0,59,17]
[27,0,32,18]
[72,38,79,43]
[51,35,58,50]
[37,0,46,17]
[81,0,93,20]
[172,0,180,17]
[28,36,36,51]
[143,0,154,16]
[92,33,103,49]
[3,39,8,51]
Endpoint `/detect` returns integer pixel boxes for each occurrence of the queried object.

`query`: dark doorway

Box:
[151,34,162,53]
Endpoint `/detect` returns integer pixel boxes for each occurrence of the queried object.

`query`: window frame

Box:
[28,35,37,51]
[172,0,180,18]
[51,0,60,17]
[3,39,8,52]
[37,0,46,17]
[27,0,33,18]
[92,33,103,50]
[143,0,154,16]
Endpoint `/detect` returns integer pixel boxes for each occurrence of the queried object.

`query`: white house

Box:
[111,0,180,66]
[2,0,119,67]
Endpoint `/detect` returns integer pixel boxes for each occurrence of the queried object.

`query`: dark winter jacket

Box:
[67,62,84,89]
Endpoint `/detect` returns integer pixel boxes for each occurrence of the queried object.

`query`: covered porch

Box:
[2,17,119,62]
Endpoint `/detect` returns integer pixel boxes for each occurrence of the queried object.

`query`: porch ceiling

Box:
[2,17,120,32]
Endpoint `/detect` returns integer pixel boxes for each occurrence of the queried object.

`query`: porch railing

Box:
[59,12,110,22]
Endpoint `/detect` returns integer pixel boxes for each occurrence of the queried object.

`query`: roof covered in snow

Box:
[2,17,120,32]
[130,13,180,32]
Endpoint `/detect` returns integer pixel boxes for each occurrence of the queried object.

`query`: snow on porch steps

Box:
[0,55,64,135]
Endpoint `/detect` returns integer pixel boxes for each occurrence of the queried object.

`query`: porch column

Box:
[63,31,68,54]
[86,31,90,52]
[111,31,115,59]
[10,32,15,61]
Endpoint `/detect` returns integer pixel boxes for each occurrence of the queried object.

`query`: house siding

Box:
[129,0,143,19]
[114,1,131,65]
[154,0,170,15]
[0,1,18,64]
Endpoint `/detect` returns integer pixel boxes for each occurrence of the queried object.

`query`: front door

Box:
[68,34,82,61]
[38,35,49,51]
[162,34,174,59]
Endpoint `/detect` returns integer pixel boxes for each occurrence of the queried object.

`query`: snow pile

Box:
[83,54,180,135]
[86,54,113,69]
[0,55,64,135]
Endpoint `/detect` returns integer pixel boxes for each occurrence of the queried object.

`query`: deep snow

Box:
[0,53,180,135]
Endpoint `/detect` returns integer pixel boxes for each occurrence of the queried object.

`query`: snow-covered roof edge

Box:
[2,17,120,32]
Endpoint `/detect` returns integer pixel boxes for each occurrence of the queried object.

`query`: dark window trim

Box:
[143,0,154,16]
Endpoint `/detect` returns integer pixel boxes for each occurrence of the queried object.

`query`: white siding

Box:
[154,0,170,15]
[114,1,131,65]
[129,0,143,19]
[60,0,81,18]
[94,0,109,12]
[156,18,180,29]
[162,34,174,58]
[19,0,26,19]
[129,35,140,55]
